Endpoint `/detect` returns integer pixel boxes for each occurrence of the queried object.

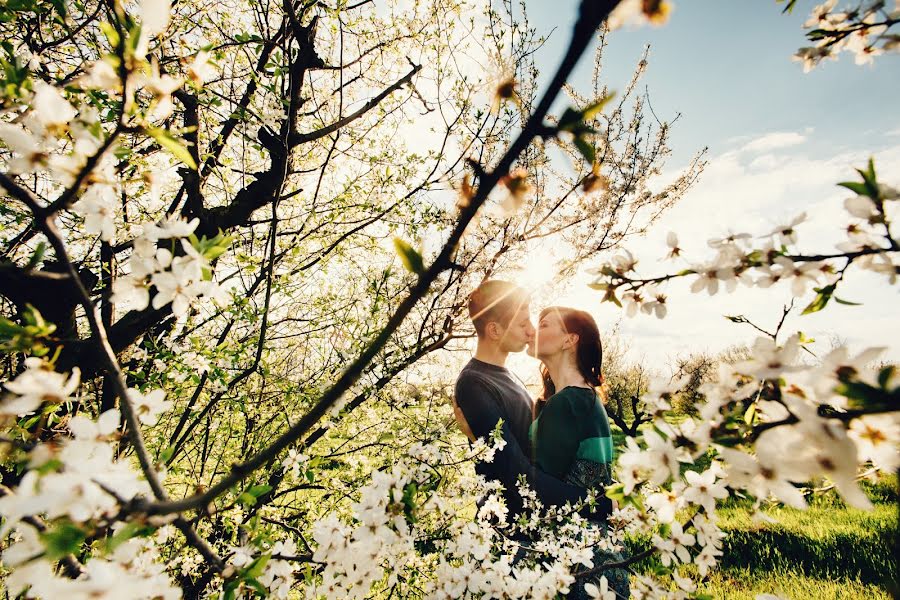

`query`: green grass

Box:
[698,567,892,600]
[609,426,898,599]
[705,470,897,599]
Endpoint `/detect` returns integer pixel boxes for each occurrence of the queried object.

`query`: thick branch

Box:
[286,63,421,147]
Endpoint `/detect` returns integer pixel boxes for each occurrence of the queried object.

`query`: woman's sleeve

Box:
[563,394,615,489]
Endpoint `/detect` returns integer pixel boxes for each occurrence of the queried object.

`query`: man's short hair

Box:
[468,280,529,337]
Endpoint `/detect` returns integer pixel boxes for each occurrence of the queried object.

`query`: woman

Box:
[527,306,630,599]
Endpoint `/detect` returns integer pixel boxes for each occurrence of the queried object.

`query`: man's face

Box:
[496,305,535,353]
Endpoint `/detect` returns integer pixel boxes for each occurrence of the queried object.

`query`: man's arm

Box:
[455,374,611,513]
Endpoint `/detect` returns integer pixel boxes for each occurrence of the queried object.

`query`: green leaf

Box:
[244,578,268,595]
[743,402,757,425]
[865,156,877,182]
[853,158,880,199]
[778,0,799,14]
[222,580,238,600]
[48,0,66,21]
[837,181,870,197]
[102,521,150,553]
[558,107,583,130]
[393,237,424,274]
[146,127,198,169]
[41,523,86,561]
[402,482,419,523]
[159,445,176,463]
[244,554,270,579]
[582,93,615,121]
[99,22,120,48]
[573,136,595,164]
[25,241,46,269]
[833,295,862,306]
[801,284,835,315]
[604,482,625,504]
[246,484,272,498]
[237,484,271,506]
[34,458,63,474]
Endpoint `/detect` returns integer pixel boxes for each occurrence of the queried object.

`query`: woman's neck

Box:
[543,354,587,391]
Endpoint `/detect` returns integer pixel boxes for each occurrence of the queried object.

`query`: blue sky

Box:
[527,0,900,164]
[498,1,900,377]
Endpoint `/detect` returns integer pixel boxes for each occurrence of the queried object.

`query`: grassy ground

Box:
[701,479,897,599]
[609,429,898,599]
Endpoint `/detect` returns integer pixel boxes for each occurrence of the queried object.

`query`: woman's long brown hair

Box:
[534,307,605,419]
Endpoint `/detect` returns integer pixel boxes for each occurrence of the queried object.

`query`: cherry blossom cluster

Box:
[588,160,898,318]
[303,436,634,600]
[793,0,900,72]
[594,333,897,597]
[110,216,230,319]
[2,525,181,599]
[0,83,109,190]
[0,359,181,598]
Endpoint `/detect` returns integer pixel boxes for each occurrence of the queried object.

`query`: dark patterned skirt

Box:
[567,523,631,599]
[565,460,631,599]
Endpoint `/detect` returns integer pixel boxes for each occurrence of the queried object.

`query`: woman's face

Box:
[526,310,572,359]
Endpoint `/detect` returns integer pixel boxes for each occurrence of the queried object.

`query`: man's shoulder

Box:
[455,364,491,390]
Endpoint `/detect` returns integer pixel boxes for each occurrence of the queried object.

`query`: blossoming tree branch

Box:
[0,0,897,598]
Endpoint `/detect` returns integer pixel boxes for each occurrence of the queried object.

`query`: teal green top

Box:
[530,386,614,483]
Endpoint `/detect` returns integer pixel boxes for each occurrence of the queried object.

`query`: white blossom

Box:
[141,0,172,39]
[29,81,77,133]
[767,212,806,245]
[2,360,80,416]
[127,387,172,426]
[848,414,900,471]
[682,467,728,514]
[73,184,118,242]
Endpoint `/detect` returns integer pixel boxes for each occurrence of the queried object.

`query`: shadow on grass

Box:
[720,527,896,586]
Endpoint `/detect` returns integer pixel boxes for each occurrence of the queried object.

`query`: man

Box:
[453,280,612,519]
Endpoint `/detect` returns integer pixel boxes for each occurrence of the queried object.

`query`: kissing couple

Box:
[453,280,630,599]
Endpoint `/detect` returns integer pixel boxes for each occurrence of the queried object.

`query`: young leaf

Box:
[393,237,424,274]
[833,295,862,306]
[558,107,584,131]
[573,136,596,164]
[582,93,615,121]
[41,523,86,560]
[246,484,272,498]
[837,181,870,197]
[877,365,895,389]
[778,0,798,14]
[26,241,46,269]
[801,284,835,315]
[146,127,198,170]
[743,402,757,425]
[99,22,120,48]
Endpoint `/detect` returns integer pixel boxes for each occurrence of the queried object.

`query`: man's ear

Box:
[485,321,501,341]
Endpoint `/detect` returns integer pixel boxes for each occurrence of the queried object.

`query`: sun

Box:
[510,250,560,293]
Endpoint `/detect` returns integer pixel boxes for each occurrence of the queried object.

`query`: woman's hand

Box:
[452,400,476,441]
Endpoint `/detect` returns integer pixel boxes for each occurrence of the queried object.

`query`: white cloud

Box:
[739,131,807,154]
